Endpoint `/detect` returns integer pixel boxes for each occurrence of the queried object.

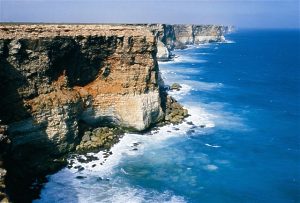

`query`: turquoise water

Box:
[35,30,300,203]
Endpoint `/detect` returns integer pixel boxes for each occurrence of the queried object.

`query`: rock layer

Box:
[76,127,122,152]
[0,24,164,152]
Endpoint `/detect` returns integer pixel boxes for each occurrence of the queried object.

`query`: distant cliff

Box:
[148,24,232,61]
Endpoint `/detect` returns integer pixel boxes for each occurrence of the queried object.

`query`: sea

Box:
[34,29,300,203]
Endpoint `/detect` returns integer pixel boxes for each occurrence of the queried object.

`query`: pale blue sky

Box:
[0,0,299,28]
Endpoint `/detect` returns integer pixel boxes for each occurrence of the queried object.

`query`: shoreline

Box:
[0,23,229,202]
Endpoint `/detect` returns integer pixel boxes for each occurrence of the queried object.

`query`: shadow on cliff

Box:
[0,44,79,203]
[46,36,118,87]
[33,169,81,203]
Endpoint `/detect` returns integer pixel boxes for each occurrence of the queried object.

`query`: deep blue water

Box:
[36,29,300,203]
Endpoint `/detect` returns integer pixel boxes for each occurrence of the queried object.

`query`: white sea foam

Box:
[82,184,186,203]
[68,112,214,176]
[184,101,247,130]
[160,66,203,75]
[174,55,207,63]
[160,60,222,94]
[222,39,235,44]
[160,59,245,131]
[167,84,192,100]
[158,55,207,64]
[203,164,218,171]
[35,172,187,203]
[182,80,223,91]
[193,52,211,55]
[205,143,221,148]
[215,159,230,165]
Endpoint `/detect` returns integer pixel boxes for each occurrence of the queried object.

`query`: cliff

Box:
[0,24,167,202]
[149,24,231,61]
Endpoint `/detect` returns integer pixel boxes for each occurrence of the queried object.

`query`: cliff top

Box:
[0,24,156,39]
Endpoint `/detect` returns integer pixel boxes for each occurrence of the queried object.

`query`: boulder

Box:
[170,83,182,91]
[76,127,123,152]
[164,95,189,124]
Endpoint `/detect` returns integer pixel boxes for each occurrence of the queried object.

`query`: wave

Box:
[184,101,247,131]
[205,143,221,148]
[203,164,218,171]
[221,39,235,44]
[35,171,187,203]
[193,52,211,55]
[66,105,216,175]
[160,66,203,75]
[160,69,223,96]
[162,79,223,99]
[181,80,223,91]
[159,49,246,131]
[158,55,207,64]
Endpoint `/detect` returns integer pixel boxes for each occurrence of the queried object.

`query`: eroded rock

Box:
[76,127,123,152]
[170,83,182,91]
[164,95,189,124]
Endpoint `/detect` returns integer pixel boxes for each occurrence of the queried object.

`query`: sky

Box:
[0,0,299,28]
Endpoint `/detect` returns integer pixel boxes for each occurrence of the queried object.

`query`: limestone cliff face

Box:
[149,24,231,61]
[0,24,164,156]
[192,25,227,44]
[147,24,172,61]
[172,24,229,47]
[173,24,194,46]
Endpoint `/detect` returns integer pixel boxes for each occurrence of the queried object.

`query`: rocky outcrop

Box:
[76,127,122,152]
[147,24,172,61]
[170,83,182,91]
[156,40,170,61]
[164,95,188,124]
